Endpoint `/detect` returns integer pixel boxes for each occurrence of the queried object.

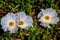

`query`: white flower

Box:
[15,12,33,29]
[1,13,18,33]
[38,8,59,28]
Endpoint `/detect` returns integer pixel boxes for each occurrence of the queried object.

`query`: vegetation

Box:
[0,0,60,40]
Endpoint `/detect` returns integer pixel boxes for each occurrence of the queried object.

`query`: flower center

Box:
[44,16,50,20]
[9,22,14,27]
[19,21,24,26]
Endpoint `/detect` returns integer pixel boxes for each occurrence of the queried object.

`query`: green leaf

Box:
[29,27,36,32]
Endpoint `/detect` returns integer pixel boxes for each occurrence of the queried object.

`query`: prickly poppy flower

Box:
[15,12,33,29]
[38,8,59,28]
[1,13,18,33]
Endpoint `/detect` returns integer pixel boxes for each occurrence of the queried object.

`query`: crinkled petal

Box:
[40,23,50,28]
[38,12,42,18]
[15,12,27,20]
[41,8,58,17]
[8,27,18,33]
[50,17,59,24]
[55,17,59,23]
[25,16,33,24]
[1,26,8,32]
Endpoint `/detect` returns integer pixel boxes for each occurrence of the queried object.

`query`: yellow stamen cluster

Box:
[9,22,14,27]
[19,21,24,26]
[44,16,50,20]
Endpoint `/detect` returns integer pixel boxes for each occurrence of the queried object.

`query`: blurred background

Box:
[0,0,60,40]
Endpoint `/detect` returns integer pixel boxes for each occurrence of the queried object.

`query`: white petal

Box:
[25,22,33,27]
[6,13,16,20]
[1,16,9,28]
[55,17,59,23]
[50,17,59,24]
[25,16,33,24]
[15,12,27,20]
[39,16,46,24]
[40,23,50,28]
[41,9,46,15]
[24,16,33,29]
[47,25,50,28]
[42,8,53,14]
[1,26,8,32]
[8,26,18,33]
[38,12,42,18]
[42,8,58,17]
